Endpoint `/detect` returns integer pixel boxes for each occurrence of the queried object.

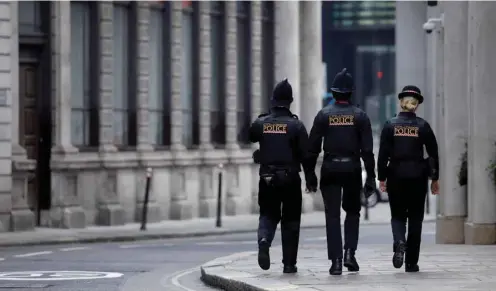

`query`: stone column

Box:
[97,2,117,153]
[198,2,213,150]
[300,1,322,213]
[48,1,86,229]
[465,1,496,245]
[274,2,300,115]
[250,1,262,213]
[9,1,24,158]
[134,3,160,223]
[169,2,185,151]
[168,1,190,219]
[300,1,322,130]
[136,2,153,153]
[52,1,78,155]
[94,2,124,226]
[436,1,468,244]
[395,1,427,119]
[225,2,239,150]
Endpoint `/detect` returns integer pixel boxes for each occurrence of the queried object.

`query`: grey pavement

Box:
[0,203,435,247]
[201,237,496,291]
[0,223,421,291]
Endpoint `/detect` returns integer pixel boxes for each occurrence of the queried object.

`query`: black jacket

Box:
[377,112,439,181]
[307,102,375,177]
[249,107,312,176]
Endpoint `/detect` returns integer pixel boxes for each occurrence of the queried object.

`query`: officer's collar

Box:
[270,106,292,115]
[398,112,417,118]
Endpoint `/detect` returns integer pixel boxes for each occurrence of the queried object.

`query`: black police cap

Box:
[271,78,294,106]
[398,85,424,104]
[331,68,354,94]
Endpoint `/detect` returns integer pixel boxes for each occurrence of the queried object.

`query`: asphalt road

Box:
[0,222,435,291]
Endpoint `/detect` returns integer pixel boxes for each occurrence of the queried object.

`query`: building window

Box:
[113,2,137,147]
[70,2,98,148]
[19,1,43,35]
[261,1,275,112]
[236,2,252,145]
[181,2,200,148]
[149,3,171,147]
[210,1,226,147]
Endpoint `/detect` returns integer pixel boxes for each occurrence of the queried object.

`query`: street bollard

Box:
[140,167,153,231]
[216,163,224,228]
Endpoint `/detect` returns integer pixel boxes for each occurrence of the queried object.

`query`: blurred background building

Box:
[2,0,494,244]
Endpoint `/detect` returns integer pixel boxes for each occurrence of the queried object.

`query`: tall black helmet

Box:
[271,78,294,107]
[330,68,354,94]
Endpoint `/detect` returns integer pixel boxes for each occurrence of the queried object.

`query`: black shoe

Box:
[329,259,343,275]
[283,265,297,274]
[405,263,419,272]
[344,249,359,272]
[258,239,271,270]
[393,241,406,269]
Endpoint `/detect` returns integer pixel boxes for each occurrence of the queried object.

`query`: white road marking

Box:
[0,258,4,261]
[196,241,254,246]
[0,271,123,281]
[304,236,327,241]
[59,247,90,252]
[119,244,145,249]
[119,243,174,249]
[14,251,53,258]
[170,268,198,291]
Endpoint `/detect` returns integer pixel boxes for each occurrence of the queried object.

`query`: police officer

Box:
[377,85,439,273]
[307,68,376,275]
[249,79,318,274]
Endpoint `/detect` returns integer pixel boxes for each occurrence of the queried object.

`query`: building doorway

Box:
[18,1,53,226]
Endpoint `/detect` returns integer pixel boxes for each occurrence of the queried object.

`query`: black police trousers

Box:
[387,176,428,265]
[257,174,302,266]
[320,171,362,260]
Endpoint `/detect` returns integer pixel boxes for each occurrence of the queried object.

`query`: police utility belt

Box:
[260,165,296,187]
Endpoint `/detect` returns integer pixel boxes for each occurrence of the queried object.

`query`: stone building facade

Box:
[0,1,323,232]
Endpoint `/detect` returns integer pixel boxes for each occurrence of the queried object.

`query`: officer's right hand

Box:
[305,172,318,193]
[431,180,439,195]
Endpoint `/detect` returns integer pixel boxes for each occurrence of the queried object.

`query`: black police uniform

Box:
[377,85,439,273]
[307,69,376,275]
[248,79,317,274]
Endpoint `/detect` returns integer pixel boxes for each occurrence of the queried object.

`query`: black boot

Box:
[343,249,359,272]
[283,265,297,274]
[258,239,271,270]
[329,258,343,275]
[405,263,419,272]
[392,241,406,269]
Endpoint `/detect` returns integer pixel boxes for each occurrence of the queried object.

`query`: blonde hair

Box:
[400,96,419,112]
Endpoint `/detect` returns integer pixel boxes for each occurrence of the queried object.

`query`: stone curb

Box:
[0,217,435,247]
[200,252,315,291]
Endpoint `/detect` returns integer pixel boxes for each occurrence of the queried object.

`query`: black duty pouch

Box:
[261,167,291,187]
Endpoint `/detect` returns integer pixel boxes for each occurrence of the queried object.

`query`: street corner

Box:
[200,251,315,291]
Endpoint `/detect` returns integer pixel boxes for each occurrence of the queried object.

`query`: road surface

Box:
[0,222,435,291]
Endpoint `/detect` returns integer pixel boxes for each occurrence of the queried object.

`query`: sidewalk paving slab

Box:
[0,203,434,247]
[201,244,496,291]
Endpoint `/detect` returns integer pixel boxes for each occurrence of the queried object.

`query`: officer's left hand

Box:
[305,172,318,193]
[379,181,387,192]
